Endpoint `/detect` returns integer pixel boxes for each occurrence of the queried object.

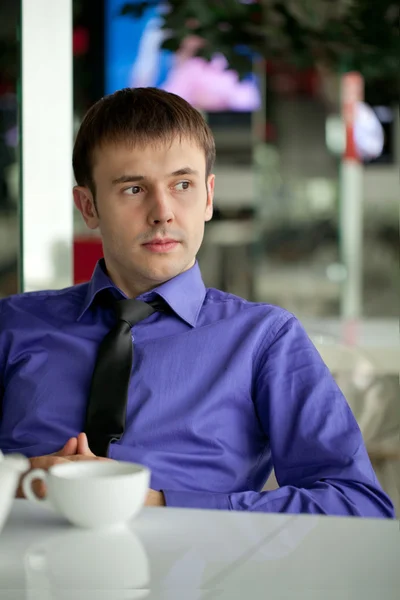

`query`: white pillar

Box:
[21,0,73,291]
[339,159,363,318]
[340,72,364,320]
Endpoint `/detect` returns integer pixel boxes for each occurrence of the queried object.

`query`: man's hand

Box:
[16,433,164,505]
[16,433,111,498]
[145,489,165,507]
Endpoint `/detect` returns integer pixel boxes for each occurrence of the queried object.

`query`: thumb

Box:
[77,432,96,456]
[54,437,78,457]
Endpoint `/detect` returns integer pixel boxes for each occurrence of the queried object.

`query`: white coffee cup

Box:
[22,460,150,529]
[0,451,30,533]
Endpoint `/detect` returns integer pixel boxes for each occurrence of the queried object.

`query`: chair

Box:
[263,333,400,516]
[312,332,400,516]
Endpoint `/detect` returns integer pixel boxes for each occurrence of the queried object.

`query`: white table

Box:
[0,501,398,599]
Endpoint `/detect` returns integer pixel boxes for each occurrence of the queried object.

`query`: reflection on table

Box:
[0,501,398,599]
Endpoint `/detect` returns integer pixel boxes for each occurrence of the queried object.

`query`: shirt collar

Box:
[77,259,206,327]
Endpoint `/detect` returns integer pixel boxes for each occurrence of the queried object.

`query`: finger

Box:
[54,437,78,457]
[16,478,47,499]
[62,437,78,455]
[66,455,113,462]
[32,478,47,499]
[16,456,69,498]
[77,432,95,456]
[68,455,99,462]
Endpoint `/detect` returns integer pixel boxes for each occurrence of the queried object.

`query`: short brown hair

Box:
[73,87,216,194]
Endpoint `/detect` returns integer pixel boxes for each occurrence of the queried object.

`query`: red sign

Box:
[342,72,364,160]
[73,236,103,284]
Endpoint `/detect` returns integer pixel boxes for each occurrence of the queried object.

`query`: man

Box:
[0,87,394,516]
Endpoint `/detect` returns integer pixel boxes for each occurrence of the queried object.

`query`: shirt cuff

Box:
[162,489,232,511]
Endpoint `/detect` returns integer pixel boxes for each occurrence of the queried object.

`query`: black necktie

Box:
[85,297,162,457]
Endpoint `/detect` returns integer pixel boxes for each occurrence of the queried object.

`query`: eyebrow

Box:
[112,167,199,186]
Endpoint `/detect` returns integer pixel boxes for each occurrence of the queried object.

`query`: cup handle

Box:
[22,468,51,508]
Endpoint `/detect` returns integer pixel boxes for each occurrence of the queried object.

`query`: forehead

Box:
[92,137,206,177]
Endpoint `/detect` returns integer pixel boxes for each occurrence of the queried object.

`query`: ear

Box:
[73,186,99,230]
[205,174,215,222]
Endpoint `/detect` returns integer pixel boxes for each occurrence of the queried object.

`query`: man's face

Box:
[74,138,214,294]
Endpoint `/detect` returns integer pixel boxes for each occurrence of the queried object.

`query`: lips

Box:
[144,239,177,245]
[142,239,180,253]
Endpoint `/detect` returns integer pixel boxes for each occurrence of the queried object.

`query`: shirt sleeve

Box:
[163,317,395,518]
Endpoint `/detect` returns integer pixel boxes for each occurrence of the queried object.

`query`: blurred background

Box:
[0,0,398,512]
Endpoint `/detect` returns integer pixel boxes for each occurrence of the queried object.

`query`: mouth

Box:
[142,239,180,253]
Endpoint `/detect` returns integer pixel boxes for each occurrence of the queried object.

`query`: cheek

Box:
[188,214,206,240]
[100,206,146,249]
[99,200,132,227]
[98,206,123,239]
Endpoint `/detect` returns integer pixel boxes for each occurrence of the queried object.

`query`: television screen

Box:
[105,0,261,112]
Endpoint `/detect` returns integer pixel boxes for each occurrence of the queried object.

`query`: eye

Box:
[174,181,191,191]
[124,186,142,195]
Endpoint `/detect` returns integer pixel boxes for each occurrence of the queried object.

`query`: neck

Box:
[102,258,196,299]
[104,263,160,299]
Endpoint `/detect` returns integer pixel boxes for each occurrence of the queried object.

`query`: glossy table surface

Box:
[0,501,398,599]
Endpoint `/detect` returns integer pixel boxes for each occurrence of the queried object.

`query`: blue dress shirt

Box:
[0,260,394,517]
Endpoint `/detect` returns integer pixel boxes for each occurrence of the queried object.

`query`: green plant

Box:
[120,0,399,80]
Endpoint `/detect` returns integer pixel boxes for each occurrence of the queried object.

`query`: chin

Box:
[143,257,193,282]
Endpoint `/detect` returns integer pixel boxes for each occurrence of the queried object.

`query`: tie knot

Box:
[114,298,156,327]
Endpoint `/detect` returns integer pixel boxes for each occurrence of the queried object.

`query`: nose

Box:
[147,189,174,226]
